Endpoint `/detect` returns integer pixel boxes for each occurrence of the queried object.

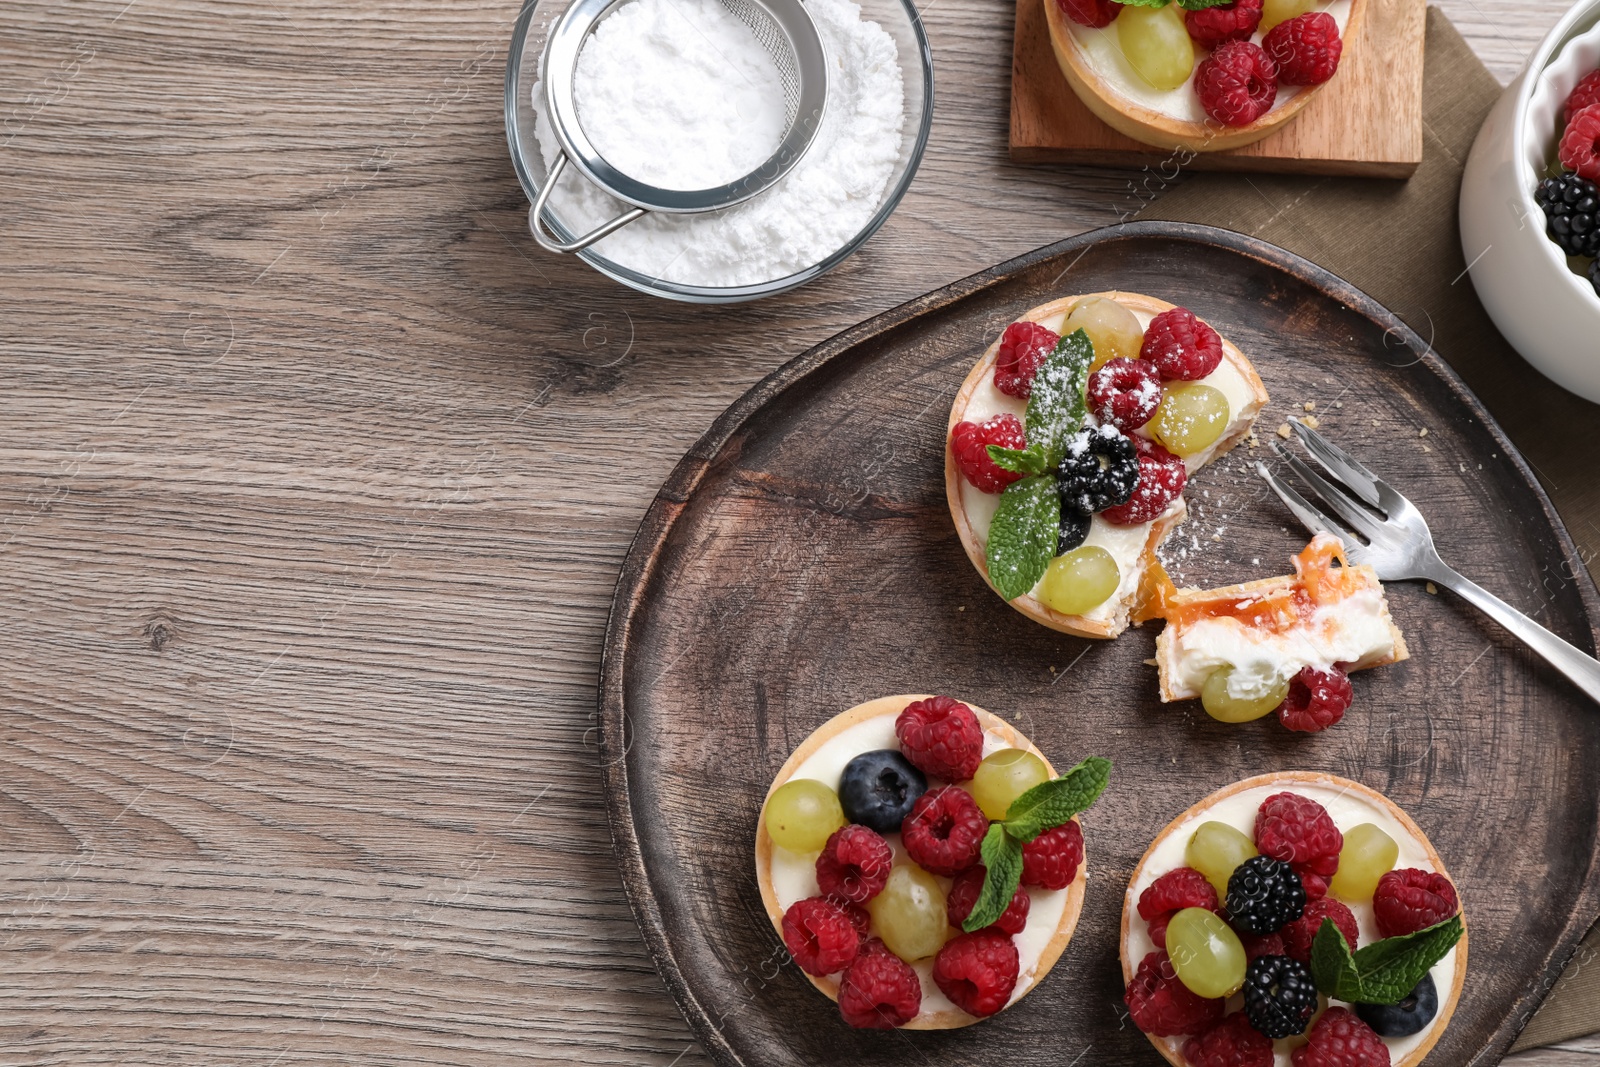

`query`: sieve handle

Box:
[529,152,647,254]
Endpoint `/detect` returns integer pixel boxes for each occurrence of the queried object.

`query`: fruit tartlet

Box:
[1046,0,1364,152]
[755,694,1111,1029]
[945,292,1267,638]
[1143,533,1408,732]
[1122,773,1465,1067]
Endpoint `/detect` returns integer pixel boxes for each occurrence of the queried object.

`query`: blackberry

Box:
[1589,257,1600,297]
[1226,855,1306,935]
[1242,955,1318,1039]
[1057,428,1139,515]
[1057,506,1092,555]
[1536,174,1600,259]
[1356,973,1438,1037]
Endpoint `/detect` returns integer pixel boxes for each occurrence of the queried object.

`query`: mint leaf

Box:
[1002,756,1112,843]
[1310,915,1464,1005]
[987,444,1049,476]
[984,474,1060,601]
[1024,329,1093,467]
[1176,0,1232,8]
[1310,919,1365,1002]
[963,824,1024,933]
[1351,916,1464,1004]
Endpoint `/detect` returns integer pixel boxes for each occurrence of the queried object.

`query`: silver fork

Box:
[1254,421,1600,705]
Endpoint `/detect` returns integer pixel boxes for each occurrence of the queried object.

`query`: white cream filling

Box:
[1169,586,1397,701]
[769,713,1070,1020]
[1066,1,1352,125]
[1125,782,1457,1066]
[957,306,1258,622]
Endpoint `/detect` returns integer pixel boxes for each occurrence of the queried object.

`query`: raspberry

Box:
[1100,438,1187,525]
[1088,357,1163,432]
[1567,69,1600,123]
[1056,0,1122,28]
[947,865,1031,934]
[1300,870,1330,902]
[1291,1007,1391,1067]
[1282,898,1359,963]
[1125,950,1226,1037]
[950,414,1027,494]
[1263,13,1342,86]
[1196,41,1279,128]
[1140,307,1225,381]
[1138,867,1220,950]
[994,320,1060,398]
[816,826,893,904]
[1560,104,1600,183]
[1185,0,1263,50]
[837,900,872,937]
[1373,869,1459,937]
[1020,819,1084,890]
[901,786,987,876]
[1183,1012,1274,1067]
[838,941,922,1028]
[932,930,1020,1018]
[1239,931,1286,961]
[1139,866,1221,922]
[782,897,861,976]
[895,696,984,781]
[1278,664,1354,733]
[1256,792,1343,878]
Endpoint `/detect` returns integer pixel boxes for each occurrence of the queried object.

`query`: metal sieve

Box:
[531,0,830,253]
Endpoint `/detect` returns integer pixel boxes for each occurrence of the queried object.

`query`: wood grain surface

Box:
[1011,0,1425,174]
[601,224,1600,1067]
[0,1,1592,1065]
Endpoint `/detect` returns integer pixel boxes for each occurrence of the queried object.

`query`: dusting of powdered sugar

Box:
[531,0,906,286]
[570,0,788,190]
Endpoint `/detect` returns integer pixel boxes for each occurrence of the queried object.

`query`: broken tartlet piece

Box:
[945,292,1267,639]
[1141,533,1408,731]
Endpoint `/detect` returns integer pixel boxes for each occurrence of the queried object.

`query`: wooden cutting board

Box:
[1010,0,1426,175]
[599,223,1600,1067]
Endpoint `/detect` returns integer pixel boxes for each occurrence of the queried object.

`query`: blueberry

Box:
[838,750,926,833]
[1356,973,1438,1037]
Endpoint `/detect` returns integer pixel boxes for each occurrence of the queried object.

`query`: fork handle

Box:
[1429,564,1600,704]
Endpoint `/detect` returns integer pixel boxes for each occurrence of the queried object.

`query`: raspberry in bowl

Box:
[1461,5,1600,403]
[755,694,1112,1028]
[1121,773,1466,1067]
[1043,0,1364,152]
[945,291,1268,638]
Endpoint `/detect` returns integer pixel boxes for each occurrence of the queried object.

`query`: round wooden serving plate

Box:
[1043,0,1369,152]
[598,222,1600,1067]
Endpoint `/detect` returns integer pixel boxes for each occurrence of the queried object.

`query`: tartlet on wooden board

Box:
[1120,772,1467,1067]
[753,694,1088,1030]
[944,290,1267,639]
[1011,0,1424,175]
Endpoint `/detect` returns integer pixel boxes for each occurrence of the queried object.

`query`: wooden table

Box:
[1,1,1592,1063]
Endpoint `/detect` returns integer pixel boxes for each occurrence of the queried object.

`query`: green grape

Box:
[1186,821,1259,899]
[1038,546,1120,617]
[970,748,1050,820]
[764,779,845,853]
[867,865,949,960]
[1117,4,1197,93]
[1166,907,1247,999]
[1327,823,1399,902]
[1151,382,1230,457]
[1201,666,1292,723]
[1064,296,1144,371]
[1261,0,1320,34]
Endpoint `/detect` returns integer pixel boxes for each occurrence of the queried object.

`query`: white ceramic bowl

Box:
[1460,2,1600,404]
